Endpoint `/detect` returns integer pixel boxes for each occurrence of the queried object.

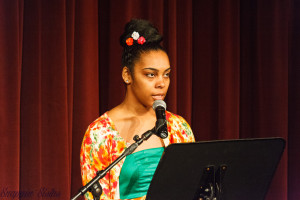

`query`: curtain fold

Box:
[0,0,298,199]
[192,0,220,141]
[217,0,240,139]
[288,0,300,199]
[20,0,72,197]
[71,0,100,196]
[0,0,23,191]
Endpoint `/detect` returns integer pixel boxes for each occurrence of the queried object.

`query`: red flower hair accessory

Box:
[137,36,146,45]
[126,38,134,46]
[126,31,146,46]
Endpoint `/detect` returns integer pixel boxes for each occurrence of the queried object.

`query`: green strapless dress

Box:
[119,147,164,199]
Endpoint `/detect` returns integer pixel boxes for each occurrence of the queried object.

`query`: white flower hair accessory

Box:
[131,31,140,40]
[126,31,146,46]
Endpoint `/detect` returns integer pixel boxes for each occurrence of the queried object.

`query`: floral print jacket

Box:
[80,111,195,200]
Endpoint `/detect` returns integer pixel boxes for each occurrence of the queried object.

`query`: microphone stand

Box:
[71,128,156,200]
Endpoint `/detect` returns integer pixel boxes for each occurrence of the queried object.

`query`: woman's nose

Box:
[155,76,166,88]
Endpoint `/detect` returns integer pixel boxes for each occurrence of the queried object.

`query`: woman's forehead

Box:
[135,50,170,70]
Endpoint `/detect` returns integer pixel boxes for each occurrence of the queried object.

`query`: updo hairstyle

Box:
[120,19,165,73]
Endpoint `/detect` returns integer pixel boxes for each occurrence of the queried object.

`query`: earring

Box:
[126,80,129,83]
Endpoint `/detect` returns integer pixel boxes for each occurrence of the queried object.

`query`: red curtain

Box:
[0,0,299,199]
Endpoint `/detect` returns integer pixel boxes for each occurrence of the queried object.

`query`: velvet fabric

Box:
[0,0,299,199]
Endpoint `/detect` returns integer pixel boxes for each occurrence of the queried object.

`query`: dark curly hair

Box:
[119,19,165,73]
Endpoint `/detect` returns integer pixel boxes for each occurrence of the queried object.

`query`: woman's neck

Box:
[118,96,154,117]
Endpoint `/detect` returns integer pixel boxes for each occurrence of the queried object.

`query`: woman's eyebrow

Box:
[142,67,158,71]
[142,67,171,72]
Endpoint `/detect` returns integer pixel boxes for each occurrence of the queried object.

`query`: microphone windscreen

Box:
[152,100,167,110]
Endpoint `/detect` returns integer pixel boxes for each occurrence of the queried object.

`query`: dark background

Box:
[0,0,299,199]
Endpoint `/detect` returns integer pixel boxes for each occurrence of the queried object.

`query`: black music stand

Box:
[146,137,285,200]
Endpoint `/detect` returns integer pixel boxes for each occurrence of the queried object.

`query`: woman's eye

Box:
[164,73,170,77]
[146,73,155,78]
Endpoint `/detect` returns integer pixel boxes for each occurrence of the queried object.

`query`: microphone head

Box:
[152,100,167,110]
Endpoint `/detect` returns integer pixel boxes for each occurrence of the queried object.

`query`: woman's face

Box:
[128,50,171,108]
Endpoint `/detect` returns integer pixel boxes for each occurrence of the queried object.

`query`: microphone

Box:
[152,100,168,139]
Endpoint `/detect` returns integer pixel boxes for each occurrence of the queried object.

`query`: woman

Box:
[80,19,195,200]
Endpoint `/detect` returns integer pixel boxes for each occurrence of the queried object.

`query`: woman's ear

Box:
[122,66,132,84]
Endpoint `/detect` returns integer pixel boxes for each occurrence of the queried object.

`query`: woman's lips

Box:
[152,94,165,100]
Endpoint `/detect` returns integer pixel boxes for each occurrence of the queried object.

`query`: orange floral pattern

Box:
[80,111,195,200]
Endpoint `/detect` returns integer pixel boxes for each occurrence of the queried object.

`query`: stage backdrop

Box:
[0,0,299,199]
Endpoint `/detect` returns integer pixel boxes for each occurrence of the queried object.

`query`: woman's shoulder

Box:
[83,112,118,140]
[165,111,189,124]
[82,112,121,147]
[165,110,192,132]
[165,110,195,142]
[87,112,111,130]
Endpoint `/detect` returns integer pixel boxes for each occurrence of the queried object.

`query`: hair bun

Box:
[120,19,163,47]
